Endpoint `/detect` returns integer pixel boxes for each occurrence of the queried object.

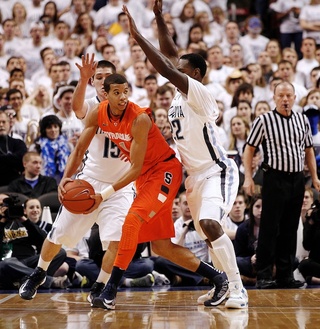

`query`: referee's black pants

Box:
[256,169,305,282]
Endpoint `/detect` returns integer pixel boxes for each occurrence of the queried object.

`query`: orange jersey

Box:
[97,100,175,174]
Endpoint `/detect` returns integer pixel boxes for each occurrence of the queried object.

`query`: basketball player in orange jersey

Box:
[57,73,227,310]
[19,57,152,302]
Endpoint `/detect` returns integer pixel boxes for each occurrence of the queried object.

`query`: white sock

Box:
[37,256,51,271]
[211,233,243,289]
[96,270,110,284]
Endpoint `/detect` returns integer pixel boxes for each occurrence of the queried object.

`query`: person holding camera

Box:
[153,192,212,286]
[298,199,320,285]
[0,193,69,290]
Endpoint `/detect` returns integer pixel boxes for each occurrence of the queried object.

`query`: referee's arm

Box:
[242,144,257,197]
[305,147,320,191]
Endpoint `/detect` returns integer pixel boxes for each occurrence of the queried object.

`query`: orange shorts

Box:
[129,157,182,243]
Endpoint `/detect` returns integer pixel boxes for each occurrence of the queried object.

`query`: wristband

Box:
[100,185,115,201]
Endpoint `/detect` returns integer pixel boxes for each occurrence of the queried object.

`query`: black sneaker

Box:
[91,282,118,310]
[256,279,277,289]
[276,278,306,289]
[204,278,229,307]
[19,267,46,300]
[87,282,105,304]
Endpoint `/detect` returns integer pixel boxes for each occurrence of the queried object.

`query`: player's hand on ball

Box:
[84,193,103,214]
[58,177,74,202]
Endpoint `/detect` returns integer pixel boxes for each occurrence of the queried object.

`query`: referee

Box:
[243,81,320,289]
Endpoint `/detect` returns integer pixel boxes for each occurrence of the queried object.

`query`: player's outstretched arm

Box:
[153,0,178,63]
[123,5,188,95]
[72,53,97,119]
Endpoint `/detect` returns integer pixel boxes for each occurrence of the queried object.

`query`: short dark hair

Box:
[180,53,207,78]
[39,115,62,137]
[7,88,23,100]
[104,74,128,93]
[97,60,116,72]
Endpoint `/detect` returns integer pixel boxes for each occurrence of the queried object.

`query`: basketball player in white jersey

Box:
[19,55,135,302]
[124,2,248,309]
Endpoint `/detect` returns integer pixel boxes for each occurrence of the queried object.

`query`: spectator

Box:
[0,110,27,186]
[257,51,274,84]
[296,37,319,89]
[296,187,314,264]
[25,197,52,234]
[52,84,83,148]
[281,47,305,87]
[206,45,234,86]
[239,146,264,188]
[241,16,269,62]
[222,190,248,242]
[0,193,69,290]
[30,115,71,183]
[298,195,320,285]
[219,21,255,66]
[172,0,196,49]
[265,39,282,71]
[72,12,96,56]
[253,101,271,119]
[15,21,46,80]
[194,11,219,48]
[172,194,182,223]
[11,2,28,39]
[228,115,250,168]
[270,0,306,58]
[299,0,320,47]
[59,0,86,32]
[6,88,37,142]
[234,193,262,285]
[59,37,82,81]
[8,151,57,198]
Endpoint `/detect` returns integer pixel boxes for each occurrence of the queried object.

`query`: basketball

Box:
[62,179,95,214]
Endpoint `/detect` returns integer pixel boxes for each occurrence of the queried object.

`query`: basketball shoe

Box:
[92,282,118,310]
[87,282,105,304]
[225,283,248,309]
[204,274,229,307]
[19,267,46,300]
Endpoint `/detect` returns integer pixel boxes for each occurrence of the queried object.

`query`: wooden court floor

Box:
[1,287,320,329]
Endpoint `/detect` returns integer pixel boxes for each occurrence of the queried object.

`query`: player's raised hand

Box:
[75,53,97,81]
[153,0,163,16]
[122,5,139,40]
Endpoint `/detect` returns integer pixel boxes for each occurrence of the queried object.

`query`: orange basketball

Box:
[62,179,95,214]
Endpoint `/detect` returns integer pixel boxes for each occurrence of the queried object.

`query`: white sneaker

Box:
[225,287,248,309]
[197,287,215,304]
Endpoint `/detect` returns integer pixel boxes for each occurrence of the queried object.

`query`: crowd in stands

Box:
[2,0,320,290]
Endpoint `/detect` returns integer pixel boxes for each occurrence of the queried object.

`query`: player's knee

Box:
[199,219,223,241]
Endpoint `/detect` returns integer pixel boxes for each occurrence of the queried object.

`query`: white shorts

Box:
[185,158,239,240]
[47,174,134,250]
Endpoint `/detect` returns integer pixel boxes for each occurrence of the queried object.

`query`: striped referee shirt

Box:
[246,109,313,173]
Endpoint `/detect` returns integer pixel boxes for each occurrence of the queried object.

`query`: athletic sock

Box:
[211,233,242,288]
[37,256,51,271]
[96,270,110,284]
[195,261,223,280]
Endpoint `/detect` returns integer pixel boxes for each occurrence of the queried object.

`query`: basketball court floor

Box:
[1,286,320,329]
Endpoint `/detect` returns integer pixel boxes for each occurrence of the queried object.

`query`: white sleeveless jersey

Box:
[78,97,130,183]
[168,76,227,174]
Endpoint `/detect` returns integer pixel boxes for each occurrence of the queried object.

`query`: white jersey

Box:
[168,76,228,174]
[78,97,130,183]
